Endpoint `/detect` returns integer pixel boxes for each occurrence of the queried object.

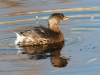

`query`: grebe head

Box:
[48,13,68,26]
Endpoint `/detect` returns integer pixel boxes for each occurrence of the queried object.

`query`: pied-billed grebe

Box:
[15,13,68,46]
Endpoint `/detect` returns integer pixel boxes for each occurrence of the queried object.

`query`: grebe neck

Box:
[48,23,61,32]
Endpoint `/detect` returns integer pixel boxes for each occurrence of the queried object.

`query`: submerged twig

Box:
[36,16,39,24]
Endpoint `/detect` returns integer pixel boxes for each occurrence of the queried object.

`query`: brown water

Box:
[0,0,100,75]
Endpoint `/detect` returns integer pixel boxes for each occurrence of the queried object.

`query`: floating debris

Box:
[92,47,96,49]
[86,58,97,64]
[90,16,94,20]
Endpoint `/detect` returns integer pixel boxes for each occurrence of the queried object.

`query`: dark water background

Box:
[0,0,100,75]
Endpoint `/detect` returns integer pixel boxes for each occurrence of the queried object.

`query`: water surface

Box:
[0,0,100,75]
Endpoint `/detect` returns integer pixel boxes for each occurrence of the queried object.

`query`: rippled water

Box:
[0,0,100,75]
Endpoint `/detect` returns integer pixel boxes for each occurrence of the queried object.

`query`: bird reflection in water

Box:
[17,42,70,67]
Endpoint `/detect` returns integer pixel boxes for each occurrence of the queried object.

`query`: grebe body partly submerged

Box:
[15,13,68,46]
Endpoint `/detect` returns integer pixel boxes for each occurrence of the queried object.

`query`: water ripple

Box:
[64,36,83,46]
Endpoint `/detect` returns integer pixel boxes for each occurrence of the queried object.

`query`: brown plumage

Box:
[15,13,68,46]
